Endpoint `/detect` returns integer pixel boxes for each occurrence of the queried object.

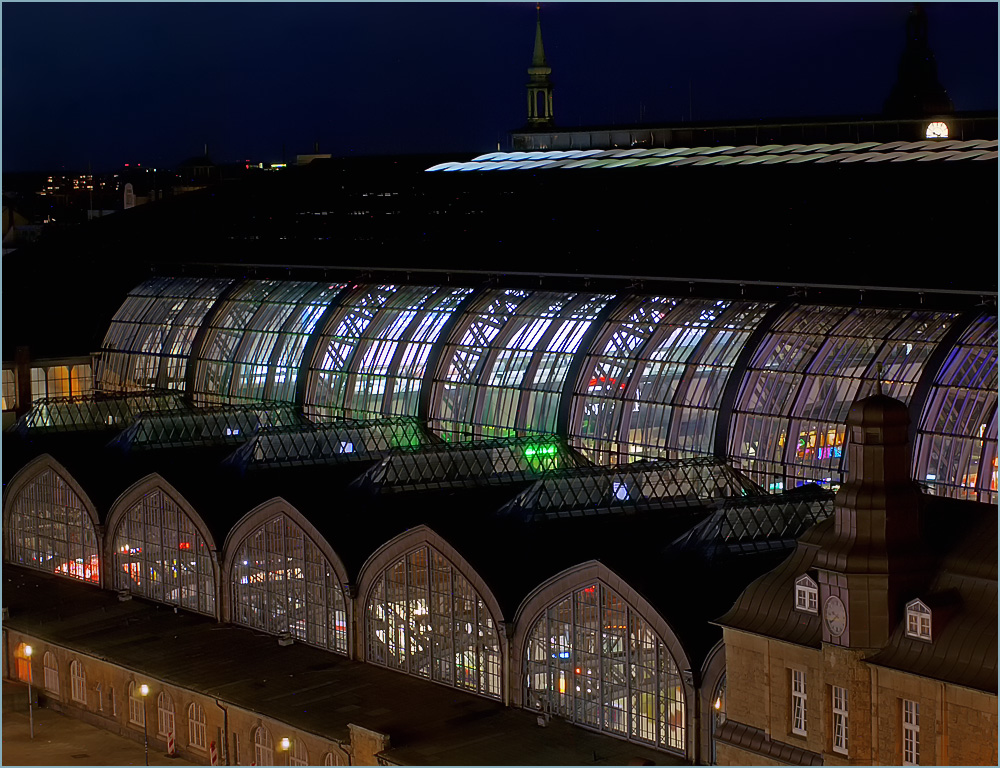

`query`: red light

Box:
[179,542,191,550]
[575,667,582,674]
[124,163,129,167]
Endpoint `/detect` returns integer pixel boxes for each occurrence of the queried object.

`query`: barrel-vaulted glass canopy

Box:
[95,277,997,500]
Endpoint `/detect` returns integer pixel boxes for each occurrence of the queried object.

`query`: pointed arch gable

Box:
[221,497,348,592]
[105,473,220,616]
[511,560,693,716]
[356,524,505,631]
[3,454,101,533]
[3,454,103,587]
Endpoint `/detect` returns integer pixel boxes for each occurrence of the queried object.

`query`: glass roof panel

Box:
[98,276,233,392]
[16,390,187,433]
[914,313,998,504]
[305,285,473,421]
[191,280,345,405]
[498,457,765,521]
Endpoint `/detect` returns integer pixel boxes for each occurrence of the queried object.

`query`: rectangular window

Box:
[902,699,920,765]
[2,368,16,411]
[832,685,848,755]
[791,669,807,736]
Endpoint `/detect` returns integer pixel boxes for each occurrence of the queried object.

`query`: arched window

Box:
[113,488,215,615]
[289,739,308,766]
[188,702,207,749]
[7,467,100,583]
[253,726,274,766]
[525,582,686,753]
[14,643,32,682]
[323,752,340,766]
[43,651,59,695]
[365,543,501,699]
[231,514,347,654]
[70,660,86,704]
[128,682,146,726]
[157,691,175,738]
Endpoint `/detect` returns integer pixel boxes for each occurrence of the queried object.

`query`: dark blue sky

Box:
[2,2,996,172]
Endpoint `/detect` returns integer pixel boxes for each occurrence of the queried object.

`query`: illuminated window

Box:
[832,685,849,755]
[157,691,175,738]
[188,703,207,749]
[525,582,686,752]
[7,467,101,584]
[791,669,807,736]
[365,544,501,699]
[112,488,215,615]
[15,643,32,682]
[904,599,932,641]
[128,682,145,726]
[253,726,274,766]
[70,660,86,704]
[43,652,59,695]
[2,368,16,411]
[794,575,818,614]
[925,121,949,139]
[231,514,348,654]
[902,699,920,765]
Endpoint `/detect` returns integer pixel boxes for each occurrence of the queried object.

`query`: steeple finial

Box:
[532,4,547,68]
[525,3,554,127]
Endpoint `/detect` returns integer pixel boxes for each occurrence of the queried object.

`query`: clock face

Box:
[926,121,949,139]
[824,595,847,637]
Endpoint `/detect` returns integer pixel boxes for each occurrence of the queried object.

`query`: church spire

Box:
[883,3,953,117]
[526,4,554,127]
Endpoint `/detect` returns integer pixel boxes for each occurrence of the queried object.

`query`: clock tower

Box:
[812,383,928,648]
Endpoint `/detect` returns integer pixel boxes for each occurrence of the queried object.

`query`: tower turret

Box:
[526,4,554,127]
[883,3,954,118]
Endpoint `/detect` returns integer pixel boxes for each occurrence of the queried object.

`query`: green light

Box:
[524,445,558,457]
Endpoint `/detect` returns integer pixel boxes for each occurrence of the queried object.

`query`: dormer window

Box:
[794,575,819,614]
[905,599,932,641]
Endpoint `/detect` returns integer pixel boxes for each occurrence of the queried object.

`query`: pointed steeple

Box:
[884,3,954,117]
[526,4,554,127]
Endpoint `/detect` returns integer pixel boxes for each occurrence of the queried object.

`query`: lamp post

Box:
[140,684,149,766]
[24,645,34,740]
[280,737,291,766]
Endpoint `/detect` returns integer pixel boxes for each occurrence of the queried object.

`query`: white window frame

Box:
[254,726,274,766]
[794,575,818,614]
[905,599,932,641]
[128,682,145,726]
[902,699,920,765]
[791,669,807,736]
[188,702,207,750]
[289,740,308,766]
[832,685,848,755]
[323,752,339,766]
[43,651,60,696]
[70,660,87,705]
[157,691,175,738]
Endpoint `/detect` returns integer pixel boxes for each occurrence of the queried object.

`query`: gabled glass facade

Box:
[231,514,348,654]
[6,468,100,583]
[525,582,685,752]
[112,488,216,615]
[365,544,501,699]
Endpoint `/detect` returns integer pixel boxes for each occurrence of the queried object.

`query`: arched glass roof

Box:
[304,284,473,420]
[729,306,957,489]
[98,276,233,391]
[192,280,345,405]
[568,297,772,464]
[429,289,613,441]
[914,314,998,504]
[92,276,997,502]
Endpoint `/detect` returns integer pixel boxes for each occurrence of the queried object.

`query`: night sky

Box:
[2,2,996,173]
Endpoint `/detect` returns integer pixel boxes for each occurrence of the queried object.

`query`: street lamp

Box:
[24,645,34,740]
[140,684,149,766]
[280,737,291,766]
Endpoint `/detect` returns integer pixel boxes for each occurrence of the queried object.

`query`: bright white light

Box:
[24,645,32,658]
[139,684,149,697]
